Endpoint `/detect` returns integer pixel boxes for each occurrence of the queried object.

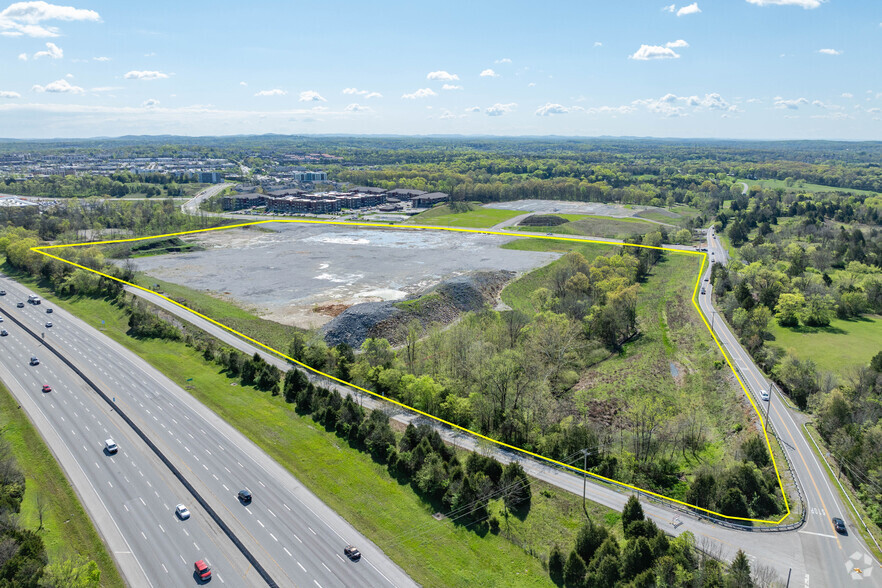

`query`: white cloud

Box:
[124,70,168,80]
[344,103,370,112]
[427,70,459,81]
[486,102,516,116]
[773,96,809,109]
[479,68,499,77]
[584,105,636,115]
[494,57,512,64]
[677,2,701,16]
[527,82,536,87]
[254,88,286,97]
[666,39,689,48]
[663,4,675,12]
[745,0,822,7]
[32,78,83,93]
[632,92,738,116]
[465,106,481,113]
[0,1,100,38]
[841,93,853,98]
[401,87,436,99]
[143,98,159,108]
[594,41,602,47]
[239,81,247,86]
[17,52,26,61]
[536,103,569,116]
[818,48,841,55]
[33,41,61,59]
[440,110,460,119]
[90,86,120,92]
[64,72,72,78]
[442,84,463,91]
[299,90,326,102]
[811,99,842,110]
[92,56,110,62]
[0,90,21,98]
[630,44,681,60]
[342,87,381,98]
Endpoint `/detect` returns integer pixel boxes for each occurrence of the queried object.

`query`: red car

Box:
[194,559,211,581]
[41,385,51,393]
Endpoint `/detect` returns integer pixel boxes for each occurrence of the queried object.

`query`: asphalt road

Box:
[701,226,880,587]
[182,183,232,215]
[0,278,415,588]
[0,301,254,587]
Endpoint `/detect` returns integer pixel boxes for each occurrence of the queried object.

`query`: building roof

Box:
[353,186,387,194]
[386,188,427,197]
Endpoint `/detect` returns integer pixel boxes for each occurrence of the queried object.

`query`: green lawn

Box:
[0,383,124,587]
[10,269,627,587]
[768,314,882,377]
[408,203,524,228]
[738,178,879,196]
[516,215,659,240]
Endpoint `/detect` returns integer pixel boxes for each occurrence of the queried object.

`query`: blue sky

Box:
[0,0,879,139]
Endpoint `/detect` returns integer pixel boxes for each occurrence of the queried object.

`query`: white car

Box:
[104,439,118,454]
[175,504,191,520]
[760,389,770,401]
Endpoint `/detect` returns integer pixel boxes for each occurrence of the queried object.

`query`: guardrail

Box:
[0,302,280,588]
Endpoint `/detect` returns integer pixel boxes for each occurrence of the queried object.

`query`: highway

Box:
[0,301,254,587]
[0,277,415,588]
[182,183,232,215]
[701,226,880,587]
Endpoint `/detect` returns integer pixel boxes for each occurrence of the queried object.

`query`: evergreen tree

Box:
[548,544,565,586]
[563,550,587,588]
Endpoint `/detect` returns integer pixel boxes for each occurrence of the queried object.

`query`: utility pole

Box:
[582,448,588,514]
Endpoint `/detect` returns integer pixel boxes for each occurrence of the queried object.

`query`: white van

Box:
[104,439,118,454]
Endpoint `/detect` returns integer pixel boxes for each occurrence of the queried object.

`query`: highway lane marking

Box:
[284,547,292,557]
[212,474,218,480]
[314,580,322,588]
[107,481,112,488]
[202,464,208,471]
[179,554,185,564]
[267,508,276,518]
[82,444,87,452]
[94,462,100,469]
[283,503,290,511]
[182,528,189,537]
[222,484,229,491]
[257,520,264,528]
[140,497,145,506]
[297,561,306,572]
[293,533,302,543]
[336,554,344,562]
[193,542,199,550]
[799,530,835,539]
[270,532,277,542]
[224,466,231,474]
[258,480,265,487]
[161,564,167,574]
[321,563,330,572]
[237,461,243,468]
[124,504,129,512]
[309,527,316,535]
[141,531,147,540]
[158,524,165,534]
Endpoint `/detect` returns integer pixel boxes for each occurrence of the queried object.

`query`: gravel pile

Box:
[323,270,514,348]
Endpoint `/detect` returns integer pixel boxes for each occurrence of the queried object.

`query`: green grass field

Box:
[10,268,627,587]
[768,314,882,377]
[738,178,879,196]
[409,203,524,228]
[516,215,659,240]
[0,383,124,587]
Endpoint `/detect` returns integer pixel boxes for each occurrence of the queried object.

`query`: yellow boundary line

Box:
[30,219,791,525]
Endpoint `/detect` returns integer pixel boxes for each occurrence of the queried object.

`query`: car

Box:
[546,232,554,236]
[45,322,52,328]
[344,545,361,561]
[41,384,51,393]
[704,277,709,282]
[237,489,252,503]
[700,288,706,295]
[0,290,5,295]
[0,330,6,336]
[16,302,24,308]
[29,356,39,366]
[0,317,3,322]
[104,439,118,454]
[832,517,846,534]
[760,389,770,401]
[45,308,52,314]
[194,559,212,581]
[175,504,191,520]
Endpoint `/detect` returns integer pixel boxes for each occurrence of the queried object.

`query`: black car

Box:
[832,517,846,534]
[16,302,24,308]
[344,545,361,561]
[0,290,5,295]
[46,308,53,314]
[237,489,252,503]
[0,330,7,337]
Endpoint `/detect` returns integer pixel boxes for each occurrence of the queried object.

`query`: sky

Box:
[0,0,879,140]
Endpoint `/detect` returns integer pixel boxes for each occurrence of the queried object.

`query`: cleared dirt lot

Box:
[484,199,675,219]
[131,223,558,328]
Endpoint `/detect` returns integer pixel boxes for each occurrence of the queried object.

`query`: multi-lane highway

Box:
[0,277,415,588]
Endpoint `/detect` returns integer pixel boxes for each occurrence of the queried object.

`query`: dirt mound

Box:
[313,303,350,317]
[323,270,514,348]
